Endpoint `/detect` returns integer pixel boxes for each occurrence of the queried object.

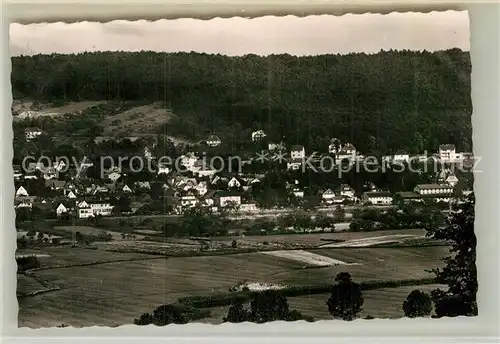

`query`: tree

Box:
[293,214,312,232]
[426,194,477,318]
[326,272,364,321]
[223,300,249,323]
[249,291,291,323]
[403,290,432,318]
[152,304,189,326]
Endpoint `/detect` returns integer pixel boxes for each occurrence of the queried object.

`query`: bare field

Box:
[53,225,145,241]
[12,100,106,119]
[17,244,447,327]
[16,247,156,268]
[101,103,173,136]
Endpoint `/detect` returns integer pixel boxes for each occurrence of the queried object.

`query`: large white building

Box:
[77,202,114,218]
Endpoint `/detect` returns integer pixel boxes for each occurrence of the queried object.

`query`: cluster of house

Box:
[14,126,473,220]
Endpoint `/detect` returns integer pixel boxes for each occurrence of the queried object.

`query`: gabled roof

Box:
[207,134,221,142]
[45,180,67,189]
[340,184,354,191]
[394,150,408,155]
[290,145,304,151]
[439,144,456,151]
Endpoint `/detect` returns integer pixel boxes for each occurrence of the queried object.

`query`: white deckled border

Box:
[1,2,499,344]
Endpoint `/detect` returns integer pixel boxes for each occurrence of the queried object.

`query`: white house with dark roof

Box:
[393,150,410,163]
[322,189,336,203]
[228,177,242,188]
[361,191,393,205]
[56,203,69,216]
[414,184,453,195]
[290,145,305,160]
[206,134,222,147]
[25,127,42,140]
[339,184,355,199]
[215,191,242,208]
[439,144,457,162]
[15,186,29,197]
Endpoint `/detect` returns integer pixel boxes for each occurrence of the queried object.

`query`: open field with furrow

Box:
[287,284,446,320]
[101,103,173,136]
[213,228,427,247]
[16,247,156,268]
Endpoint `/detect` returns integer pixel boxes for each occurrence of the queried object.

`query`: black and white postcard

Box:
[10,11,478,328]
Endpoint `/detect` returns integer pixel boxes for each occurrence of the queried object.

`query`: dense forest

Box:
[10,49,472,154]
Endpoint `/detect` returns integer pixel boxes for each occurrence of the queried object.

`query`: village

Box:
[14,125,474,238]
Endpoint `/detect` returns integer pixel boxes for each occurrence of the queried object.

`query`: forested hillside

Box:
[10,49,472,154]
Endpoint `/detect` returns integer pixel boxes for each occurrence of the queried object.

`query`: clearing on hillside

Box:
[17,246,448,327]
[100,103,174,136]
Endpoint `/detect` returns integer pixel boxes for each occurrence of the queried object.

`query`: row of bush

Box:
[176,277,437,309]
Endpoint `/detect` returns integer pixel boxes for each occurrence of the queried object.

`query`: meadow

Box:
[17,239,449,327]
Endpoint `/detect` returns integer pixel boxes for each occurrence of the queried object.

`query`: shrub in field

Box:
[403,290,432,318]
[134,304,210,326]
[326,272,364,321]
[16,255,41,272]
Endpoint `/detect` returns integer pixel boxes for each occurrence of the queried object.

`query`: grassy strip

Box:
[177,277,437,308]
[24,256,168,273]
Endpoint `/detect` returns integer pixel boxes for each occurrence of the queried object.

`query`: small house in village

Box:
[15,186,29,197]
[77,201,114,219]
[107,172,122,183]
[268,142,285,151]
[414,184,453,196]
[290,145,305,160]
[393,150,410,163]
[206,134,222,147]
[339,184,355,199]
[321,189,336,204]
[328,138,342,154]
[25,127,42,140]
[439,144,457,162]
[180,191,199,209]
